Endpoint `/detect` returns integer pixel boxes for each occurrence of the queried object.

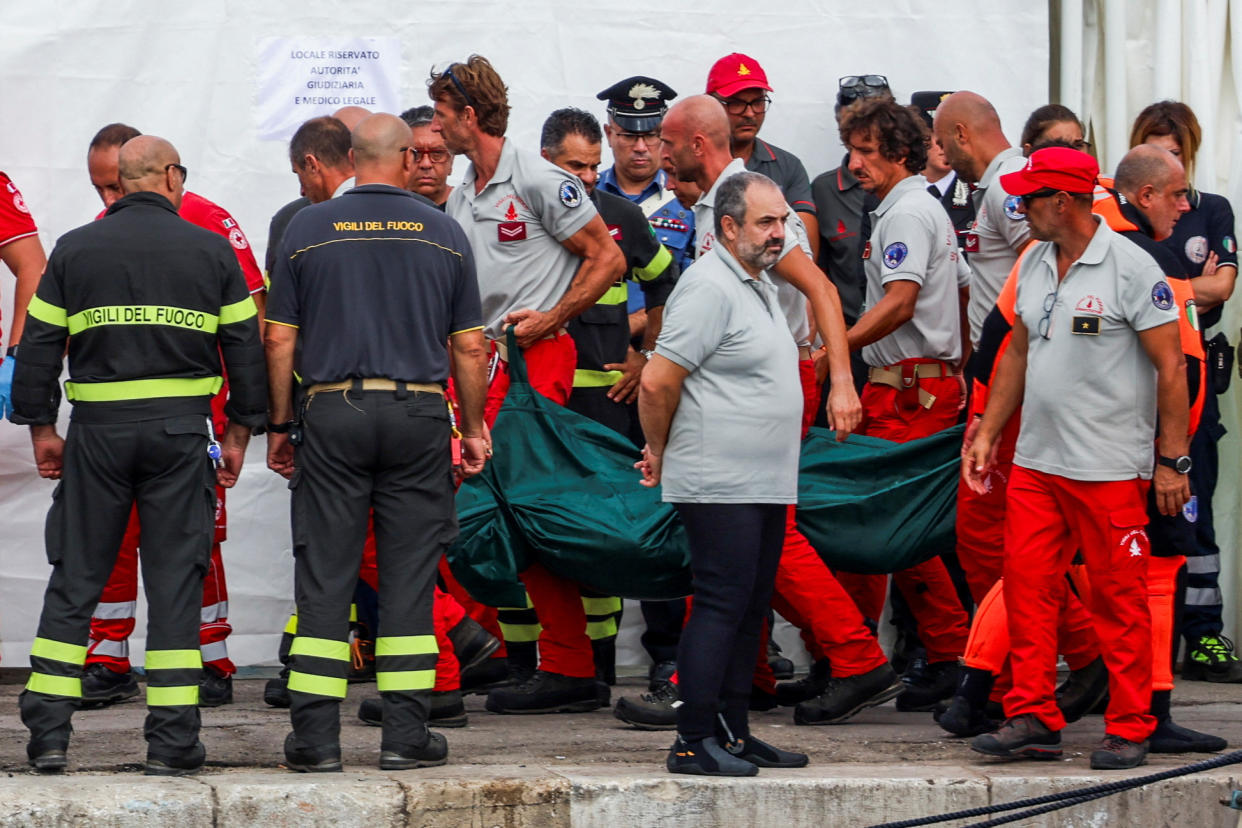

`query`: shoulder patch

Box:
[1184,235,1208,265]
[558,179,583,208]
[1224,235,1236,253]
[882,242,908,269]
[228,227,249,250]
[1151,280,1174,310]
[1002,195,1024,221]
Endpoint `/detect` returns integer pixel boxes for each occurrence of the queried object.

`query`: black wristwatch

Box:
[1158,455,1192,474]
[4,344,16,358]
[267,420,295,434]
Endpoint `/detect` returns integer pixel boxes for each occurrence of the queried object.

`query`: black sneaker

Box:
[896,660,959,712]
[1182,635,1242,682]
[794,664,903,725]
[614,680,679,730]
[1089,734,1148,769]
[460,657,512,696]
[666,735,757,777]
[26,740,68,773]
[264,670,290,708]
[1055,657,1109,722]
[447,617,501,673]
[970,714,1062,760]
[283,732,342,773]
[145,740,205,776]
[1149,718,1227,753]
[379,731,448,770]
[199,669,233,708]
[775,659,832,707]
[648,660,676,691]
[938,695,998,738]
[484,670,603,714]
[724,736,808,768]
[80,663,140,708]
[358,690,468,728]
[767,639,795,681]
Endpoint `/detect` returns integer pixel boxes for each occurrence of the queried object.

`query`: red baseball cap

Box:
[706,53,772,98]
[999,147,1099,196]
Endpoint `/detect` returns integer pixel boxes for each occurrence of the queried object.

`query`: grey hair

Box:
[400,105,435,128]
[714,171,777,238]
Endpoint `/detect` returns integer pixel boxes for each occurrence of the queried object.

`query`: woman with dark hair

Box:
[1020,104,1089,156]
[1130,100,1241,684]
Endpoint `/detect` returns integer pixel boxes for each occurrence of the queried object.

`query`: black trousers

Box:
[22,414,216,758]
[673,502,785,742]
[288,387,456,752]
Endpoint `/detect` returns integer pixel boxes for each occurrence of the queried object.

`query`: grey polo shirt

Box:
[656,245,801,504]
[694,158,813,346]
[1014,218,1179,481]
[861,175,963,368]
[446,139,595,339]
[965,147,1030,346]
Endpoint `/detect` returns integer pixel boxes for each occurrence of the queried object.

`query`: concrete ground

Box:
[0,674,1240,826]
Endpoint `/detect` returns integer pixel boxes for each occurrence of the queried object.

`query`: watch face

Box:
[1176,456,1193,474]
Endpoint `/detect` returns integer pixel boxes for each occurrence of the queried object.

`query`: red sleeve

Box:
[179,191,266,294]
[0,172,38,248]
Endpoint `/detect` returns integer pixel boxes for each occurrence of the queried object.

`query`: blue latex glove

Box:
[0,354,13,420]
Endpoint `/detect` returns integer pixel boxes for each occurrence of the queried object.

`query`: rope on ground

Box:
[866,749,1242,828]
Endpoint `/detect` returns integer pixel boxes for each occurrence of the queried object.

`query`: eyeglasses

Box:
[719,95,771,116]
[839,75,889,91]
[1020,188,1062,206]
[400,147,451,163]
[443,64,477,110]
[613,130,658,147]
[1037,290,1058,340]
[164,163,187,181]
[1071,139,1092,151]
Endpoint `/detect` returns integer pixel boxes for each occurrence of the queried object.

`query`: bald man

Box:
[13,134,265,775]
[934,91,1030,351]
[265,112,488,772]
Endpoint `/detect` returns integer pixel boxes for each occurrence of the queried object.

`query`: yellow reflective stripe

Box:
[497,622,542,643]
[147,685,199,706]
[375,635,438,657]
[284,613,299,635]
[65,376,223,402]
[586,619,619,639]
[27,295,68,328]
[573,369,624,388]
[376,669,436,692]
[289,636,350,662]
[30,637,87,666]
[288,670,348,698]
[66,305,220,336]
[581,596,621,616]
[634,244,673,282]
[349,603,358,623]
[596,283,628,305]
[266,318,299,330]
[26,673,82,697]
[145,649,202,671]
[218,296,258,325]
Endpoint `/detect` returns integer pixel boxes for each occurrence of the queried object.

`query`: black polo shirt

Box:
[746,138,816,216]
[266,184,482,385]
[811,158,874,323]
[1160,190,1237,329]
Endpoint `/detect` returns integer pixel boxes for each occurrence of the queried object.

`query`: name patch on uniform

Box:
[1002,195,1024,221]
[498,221,526,242]
[607,224,623,241]
[559,180,583,208]
[882,242,907,269]
[1071,315,1100,335]
[1184,235,1208,265]
[1151,281,1174,310]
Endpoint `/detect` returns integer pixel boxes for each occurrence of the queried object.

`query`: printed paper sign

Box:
[255,37,401,141]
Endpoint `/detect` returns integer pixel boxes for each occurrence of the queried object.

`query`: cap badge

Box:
[737,63,750,76]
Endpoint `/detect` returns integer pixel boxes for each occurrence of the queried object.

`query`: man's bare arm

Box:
[963,315,1029,492]
[636,354,690,487]
[0,236,46,346]
[845,280,920,352]
[1139,321,1190,516]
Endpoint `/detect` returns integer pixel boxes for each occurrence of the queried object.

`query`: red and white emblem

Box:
[1075,295,1104,315]
[607,224,622,241]
[498,222,526,242]
[228,227,248,250]
[862,241,871,260]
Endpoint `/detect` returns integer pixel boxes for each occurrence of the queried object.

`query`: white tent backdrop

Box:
[0,1,1054,668]
[1058,0,1242,656]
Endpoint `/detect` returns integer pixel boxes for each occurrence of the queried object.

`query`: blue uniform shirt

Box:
[599,166,695,292]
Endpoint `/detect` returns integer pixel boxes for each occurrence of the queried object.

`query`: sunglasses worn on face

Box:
[165,163,187,181]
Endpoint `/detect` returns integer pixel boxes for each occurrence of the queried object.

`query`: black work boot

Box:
[1055,656,1109,723]
[648,660,676,691]
[26,739,68,773]
[937,666,998,737]
[896,659,959,711]
[614,680,679,730]
[447,617,501,673]
[775,659,832,707]
[358,690,468,728]
[379,730,448,770]
[666,735,758,777]
[80,663,140,708]
[264,667,291,708]
[970,713,1062,760]
[283,732,342,773]
[1089,734,1148,770]
[485,670,604,714]
[199,668,233,707]
[145,740,206,776]
[459,657,511,695]
[767,639,795,681]
[794,664,904,725]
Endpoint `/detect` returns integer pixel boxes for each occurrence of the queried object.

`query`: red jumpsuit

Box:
[86,191,265,677]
